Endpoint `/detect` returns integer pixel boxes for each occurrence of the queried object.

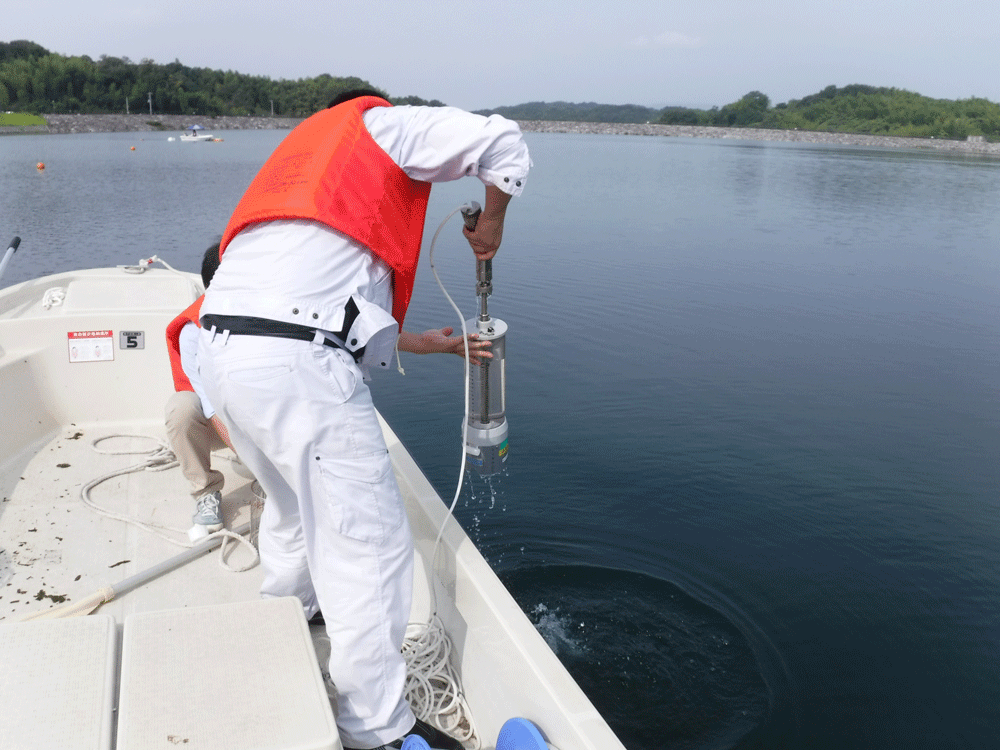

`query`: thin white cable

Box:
[144,254,189,278]
[399,206,482,749]
[426,205,473,567]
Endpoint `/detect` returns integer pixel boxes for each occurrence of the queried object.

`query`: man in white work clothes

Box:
[197,89,530,750]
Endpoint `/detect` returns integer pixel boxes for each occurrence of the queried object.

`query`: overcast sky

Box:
[7,0,1000,111]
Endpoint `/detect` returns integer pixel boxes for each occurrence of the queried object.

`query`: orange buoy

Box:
[36,162,45,171]
[130,146,136,151]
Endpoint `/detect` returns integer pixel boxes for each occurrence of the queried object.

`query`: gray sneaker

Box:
[193,491,223,531]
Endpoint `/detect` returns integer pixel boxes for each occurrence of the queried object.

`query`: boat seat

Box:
[0,615,117,750]
[116,596,341,750]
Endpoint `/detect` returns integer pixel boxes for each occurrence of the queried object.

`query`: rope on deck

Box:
[403,614,480,749]
[80,434,258,573]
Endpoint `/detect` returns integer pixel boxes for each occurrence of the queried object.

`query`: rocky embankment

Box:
[5,114,999,156]
[517,120,1000,155]
[12,113,303,135]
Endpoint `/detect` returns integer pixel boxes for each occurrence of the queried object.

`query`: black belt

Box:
[201,299,365,362]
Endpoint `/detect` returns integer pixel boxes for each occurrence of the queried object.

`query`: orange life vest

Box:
[219,96,432,327]
[165,296,204,393]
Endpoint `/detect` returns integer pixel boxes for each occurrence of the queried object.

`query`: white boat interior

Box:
[0,263,625,750]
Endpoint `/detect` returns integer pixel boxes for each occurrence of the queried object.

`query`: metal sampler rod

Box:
[460,203,509,475]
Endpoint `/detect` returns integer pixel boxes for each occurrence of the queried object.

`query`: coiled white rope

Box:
[41,287,65,308]
[403,615,478,747]
[402,614,479,747]
[81,434,258,572]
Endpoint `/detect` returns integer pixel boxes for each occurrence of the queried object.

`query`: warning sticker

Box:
[68,330,114,363]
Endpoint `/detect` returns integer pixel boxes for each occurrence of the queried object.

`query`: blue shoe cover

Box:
[497,717,548,750]
[401,736,431,750]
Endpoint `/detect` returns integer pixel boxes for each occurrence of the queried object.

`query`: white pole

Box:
[0,237,22,287]
[20,521,253,620]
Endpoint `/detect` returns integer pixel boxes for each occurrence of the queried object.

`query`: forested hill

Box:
[3,39,999,140]
[657,87,1000,140]
[0,39,444,117]
[481,87,1000,140]
[474,101,663,124]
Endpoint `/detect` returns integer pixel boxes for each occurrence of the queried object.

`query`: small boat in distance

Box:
[179,124,214,142]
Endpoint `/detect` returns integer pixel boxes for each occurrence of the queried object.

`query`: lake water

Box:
[2,128,998,750]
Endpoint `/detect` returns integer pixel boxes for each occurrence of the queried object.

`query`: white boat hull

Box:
[0,265,625,750]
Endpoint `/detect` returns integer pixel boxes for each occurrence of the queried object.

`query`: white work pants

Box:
[198,331,415,749]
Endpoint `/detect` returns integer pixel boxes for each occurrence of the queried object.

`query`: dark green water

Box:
[3,129,998,749]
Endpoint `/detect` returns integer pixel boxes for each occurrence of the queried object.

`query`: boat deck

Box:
[1,421,265,622]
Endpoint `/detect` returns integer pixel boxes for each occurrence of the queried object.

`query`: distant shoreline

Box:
[4,113,1000,156]
[517,120,1000,156]
[18,113,304,135]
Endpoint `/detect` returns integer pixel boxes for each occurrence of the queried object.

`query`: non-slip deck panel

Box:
[116,596,340,750]
[0,615,117,750]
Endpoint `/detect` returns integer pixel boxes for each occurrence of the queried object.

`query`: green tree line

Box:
[657,85,1000,140]
[474,101,664,124]
[481,86,1000,141]
[0,40,443,117]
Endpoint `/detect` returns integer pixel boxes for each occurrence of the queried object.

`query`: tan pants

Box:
[165,390,228,498]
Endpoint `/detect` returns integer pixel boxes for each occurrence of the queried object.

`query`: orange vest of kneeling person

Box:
[165,296,204,393]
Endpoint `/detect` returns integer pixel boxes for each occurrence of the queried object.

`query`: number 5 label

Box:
[119,331,145,350]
